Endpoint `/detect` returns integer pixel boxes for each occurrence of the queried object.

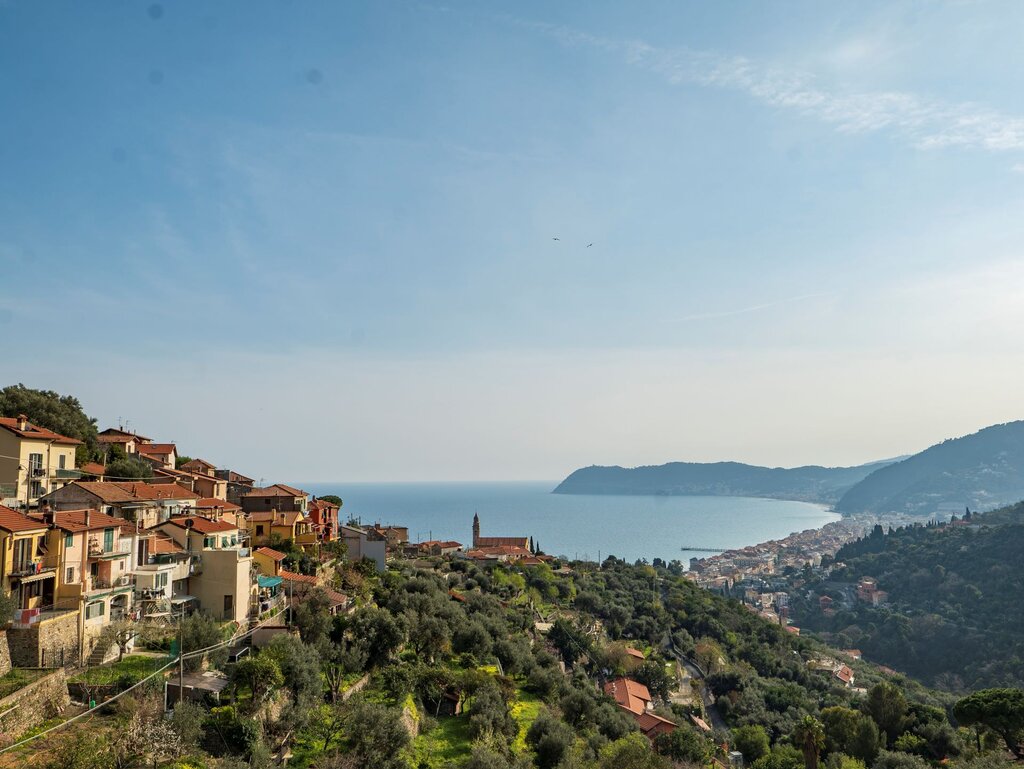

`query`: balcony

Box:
[87,575,133,593]
[10,561,56,579]
[52,468,83,481]
[87,539,132,559]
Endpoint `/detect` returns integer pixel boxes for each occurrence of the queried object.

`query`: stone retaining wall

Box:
[0,669,70,745]
[0,632,12,676]
[7,612,79,668]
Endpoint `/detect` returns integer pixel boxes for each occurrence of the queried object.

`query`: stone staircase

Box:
[86,625,119,666]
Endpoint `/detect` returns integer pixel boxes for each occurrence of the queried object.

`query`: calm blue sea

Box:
[301,481,839,564]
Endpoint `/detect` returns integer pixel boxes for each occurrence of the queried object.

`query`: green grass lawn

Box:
[0,669,50,699]
[69,655,167,686]
[510,683,542,753]
[411,712,474,768]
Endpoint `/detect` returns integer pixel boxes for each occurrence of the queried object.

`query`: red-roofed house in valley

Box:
[152,517,254,623]
[0,415,83,508]
[635,711,677,740]
[40,480,199,528]
[603,677,652,715]
[835,665,855,687]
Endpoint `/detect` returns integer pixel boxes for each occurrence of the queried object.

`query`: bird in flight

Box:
[552,237,560,241]
[587,243,593,247]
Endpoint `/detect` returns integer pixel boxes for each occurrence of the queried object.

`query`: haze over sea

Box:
[303,481,839,564]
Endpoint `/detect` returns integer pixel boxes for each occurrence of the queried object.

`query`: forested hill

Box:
[835,420,1024,515]
[796,500,1024,691]
[553,460,894,504]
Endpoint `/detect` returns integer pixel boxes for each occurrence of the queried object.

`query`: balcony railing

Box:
[87,539,132,558]
[88,575,133,592]
[52,468,83,480]
[10,561,56,578]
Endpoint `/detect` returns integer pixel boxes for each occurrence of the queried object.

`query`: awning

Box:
[170,595,199,604]
[17,571,56,585]
[257,575,283,588]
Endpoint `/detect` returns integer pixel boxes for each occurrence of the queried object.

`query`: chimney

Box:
[84,509,91,527]
[16,414,28,431]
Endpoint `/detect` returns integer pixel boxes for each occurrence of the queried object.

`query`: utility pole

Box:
[177,607,184,706]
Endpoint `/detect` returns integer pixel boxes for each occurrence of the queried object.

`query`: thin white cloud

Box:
[521,19,1024,153]
[667,291,835,323]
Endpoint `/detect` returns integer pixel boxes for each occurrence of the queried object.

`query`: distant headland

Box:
[554,420,1024,515]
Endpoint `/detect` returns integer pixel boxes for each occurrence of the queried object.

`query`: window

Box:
[58,454,66,469]
[65,533,73,548]
[85,601,105,620]
[65,567,75,583]
[28,453,43,471]
[12,539,31,570]
[204,536,215,549]
[223,595,233,614]
[255,525,264,536]
[29,481,44,499]
[155,572,168,589]
[103,528,114,552]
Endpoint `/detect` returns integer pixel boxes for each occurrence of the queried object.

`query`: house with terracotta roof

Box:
[307,497,340,542]
[417,540,463,557]
[38,507,138,663]
[194,497,241,525]
[180,458,217,477]
[245,509,317,550]
[135,443,177,470]
[152,467,228,501]
[603,676,678,740]
[462,544,534,563]
[0,505,57,617]
[240,484,308,515]
[603,677,653,715]
[0,415,83,508]
[151,516,254,624]
[40,480,199,528]
[215,469,256,506]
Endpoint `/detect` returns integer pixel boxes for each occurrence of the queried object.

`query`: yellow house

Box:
[0,505,56,615]
[0,416,82,508]
[245,510,317,550]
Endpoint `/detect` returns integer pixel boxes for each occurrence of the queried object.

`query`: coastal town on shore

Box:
[685,512,921,633]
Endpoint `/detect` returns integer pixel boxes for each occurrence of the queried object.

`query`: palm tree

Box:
[794,715,826,769]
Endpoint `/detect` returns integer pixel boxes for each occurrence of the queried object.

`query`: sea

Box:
[301,481,840,564]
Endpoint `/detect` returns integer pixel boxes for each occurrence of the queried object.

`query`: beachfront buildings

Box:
[0,416,82,508]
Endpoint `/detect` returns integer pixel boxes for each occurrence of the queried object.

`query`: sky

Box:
[2,1,1024,482]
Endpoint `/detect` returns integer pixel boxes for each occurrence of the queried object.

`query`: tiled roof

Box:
[247,510,307,525]
[98,428,152,441]
[255,547,287,562]
[603,678,651,715]
[78,462,106,476]
[181,458,216,471]
[195,497,240,511]
[244,484,308,498]
[635,711,677,737]
[42,508,130,533]
[279,569,317,584]
[0,505,49,533]
[138,443,176,455]
[0,417,82,445]
[150,534,184,554]
[625,647,646,660]
[49,481,199,503]
[224,470,255,483]
[475,536,529,548]
[163,516,237,534]
[324,589,350,607]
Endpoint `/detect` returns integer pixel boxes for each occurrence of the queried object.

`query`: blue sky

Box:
[3,1,1024,481]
